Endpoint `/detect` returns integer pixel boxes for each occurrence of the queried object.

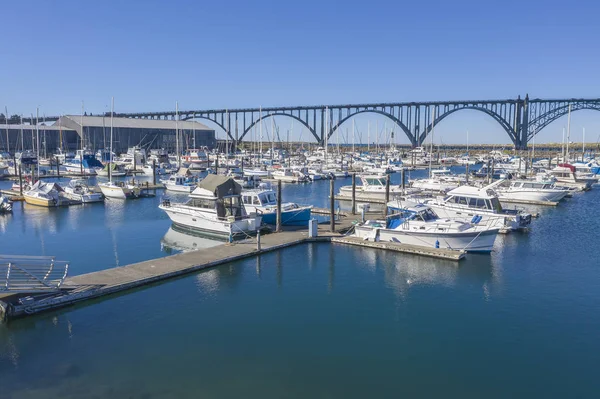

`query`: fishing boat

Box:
[0,195,12,213]
[241,185,312,226]
[23,181,70,207]
[183,148,209,170]
[354,204,500,253]
[407,183,532,232]
[159,175,262,240]
[63,179,104,203]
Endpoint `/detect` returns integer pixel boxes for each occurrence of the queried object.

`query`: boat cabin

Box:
[442,186,503,212]
[242,189,277,208]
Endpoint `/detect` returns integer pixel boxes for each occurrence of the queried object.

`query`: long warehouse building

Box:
[0,115,216,155]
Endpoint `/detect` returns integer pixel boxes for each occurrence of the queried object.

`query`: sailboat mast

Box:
[20,115,23,151]
[4,106,9,153]
[226,109,229,159]
[324,106,329,166]
[110,97,114,183]
[36,108,39,181]
[582,127,586,162]
[566,103,572,161]
[352,119,355,154]
[81,101,84,151]
[259,106,263,166]
[175,101,180,168]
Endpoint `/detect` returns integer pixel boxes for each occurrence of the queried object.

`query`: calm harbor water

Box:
[1,169,600,398]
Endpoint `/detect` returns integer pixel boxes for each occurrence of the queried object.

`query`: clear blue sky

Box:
[1,0,599,145]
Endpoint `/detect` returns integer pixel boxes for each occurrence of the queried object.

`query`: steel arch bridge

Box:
[17,96,600,149]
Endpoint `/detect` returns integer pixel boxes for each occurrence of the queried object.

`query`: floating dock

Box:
[0,218,465,322]
[331,236,465,261]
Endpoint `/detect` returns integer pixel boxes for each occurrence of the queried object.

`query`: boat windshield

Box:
[364,177,385,186]
[186,197,215,209]
[417,209,438,221]
[217,196,244,219]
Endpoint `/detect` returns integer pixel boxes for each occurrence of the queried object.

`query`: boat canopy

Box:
[557,163,576,173]
[30,180,64,193]
[196,175,242,198]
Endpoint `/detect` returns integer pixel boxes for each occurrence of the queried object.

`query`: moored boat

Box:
[159,175,262,240]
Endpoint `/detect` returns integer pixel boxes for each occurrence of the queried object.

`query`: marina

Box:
[2,1,600,395]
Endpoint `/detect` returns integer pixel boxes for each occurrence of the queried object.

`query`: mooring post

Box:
[276,179,282,233]
[384,174,390,217]
[133,154,137,173]
[18,164,23,195]
[486,159,491,183]
[329,178,335,233]
[401,168,406,191]
[256,229,261,251]
[152,159,156,186]
[56,158,60,178]
[465,163,470,183]
[490,160,495,182]
[351,173,356,215]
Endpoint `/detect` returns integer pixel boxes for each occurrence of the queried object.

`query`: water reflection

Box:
[354,246,497,300]
[160,226,222,253]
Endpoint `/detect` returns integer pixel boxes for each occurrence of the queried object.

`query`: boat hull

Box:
[23,194,59,207]
[354,225,499,252]
[98,184,140,199]
[159,205,262,240]
[260,207,312,226]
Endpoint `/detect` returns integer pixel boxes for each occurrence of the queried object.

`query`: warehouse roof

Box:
[56,115,212,131]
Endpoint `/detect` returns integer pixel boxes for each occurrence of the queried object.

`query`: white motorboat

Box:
[159,174,262,240]
[547,164,594,191]
[243,168,270,178]
[241,185,312,226]
[98,180,141,199]
[354,204,500,253]
[271,167,310,183]
[338,175,417,201]
[406,183,532,232]
[164,174,197,193]
[409,168,461,193]
[495,180,569,203]
[63,179,104,203]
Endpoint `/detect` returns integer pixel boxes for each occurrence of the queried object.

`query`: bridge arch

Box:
[241,113,319,142]
[418,106,516,146]
[328,110,415,145]
[181,115,231,140]
[528,103,600,141]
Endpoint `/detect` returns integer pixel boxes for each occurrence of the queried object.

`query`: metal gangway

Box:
[0,255,69,294]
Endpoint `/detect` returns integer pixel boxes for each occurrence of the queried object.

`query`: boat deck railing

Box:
[0,255,69,293]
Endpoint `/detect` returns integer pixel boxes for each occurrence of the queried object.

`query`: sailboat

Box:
[98,98,141,199]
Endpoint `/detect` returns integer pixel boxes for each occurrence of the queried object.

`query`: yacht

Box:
[63,179,104,203]
[17,150,38,166]
[62,149,103,175]
[406,183,532,232]
[159,175,262,240]
[241,185,312,226]
[547,164,594,191]
[183,148,209,170]
[494,180,570,203]
[55,148,76,164]
[354,204,500,253]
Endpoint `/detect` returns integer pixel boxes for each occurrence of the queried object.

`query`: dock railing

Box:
[0,255,69,293]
